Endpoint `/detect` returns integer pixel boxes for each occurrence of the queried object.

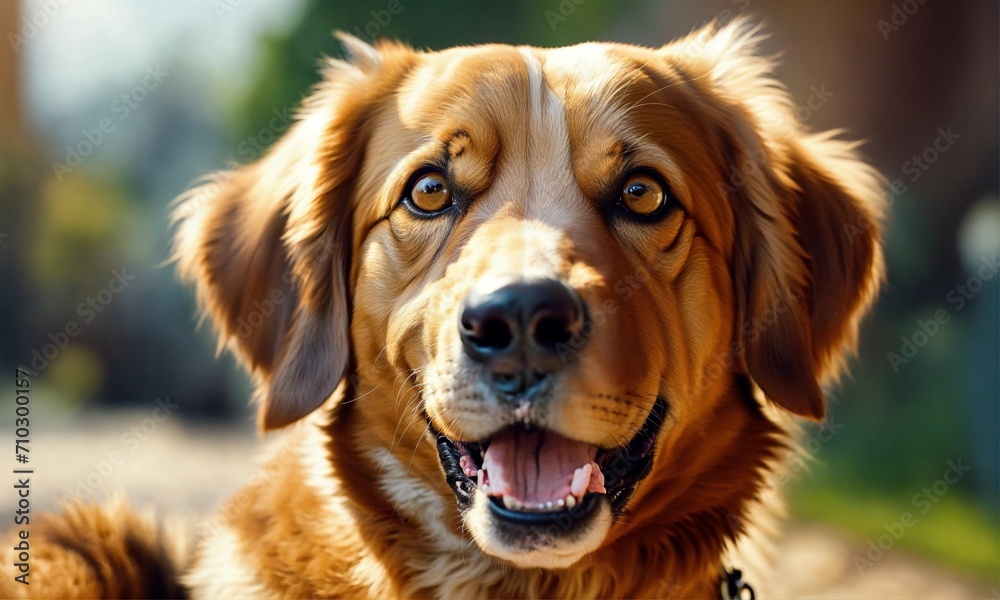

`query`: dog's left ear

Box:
[736,137,884,421]
[683,19,885,420]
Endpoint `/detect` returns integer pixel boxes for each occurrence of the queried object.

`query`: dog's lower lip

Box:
[486,491,600,526]
[430,396,667,516]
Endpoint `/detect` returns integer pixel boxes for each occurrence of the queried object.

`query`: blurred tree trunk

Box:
[0,0,23,144]
[0,0,40,372]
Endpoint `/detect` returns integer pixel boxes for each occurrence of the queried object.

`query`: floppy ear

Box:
[172,37,409,430]
[733,136,883,421]
[692,20,884,420]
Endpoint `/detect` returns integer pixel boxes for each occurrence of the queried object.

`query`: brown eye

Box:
[408,171,453,214]
[620,173,666,216]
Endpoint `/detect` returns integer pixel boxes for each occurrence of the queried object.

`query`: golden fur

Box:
[0,497,185,598]
[6,19,882,598]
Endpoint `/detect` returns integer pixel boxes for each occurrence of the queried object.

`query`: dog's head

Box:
[175,20,882,570]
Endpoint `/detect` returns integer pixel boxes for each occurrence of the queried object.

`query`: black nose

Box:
[459,279,585,386]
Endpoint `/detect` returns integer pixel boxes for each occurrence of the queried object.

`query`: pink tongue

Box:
[481,429,605,504]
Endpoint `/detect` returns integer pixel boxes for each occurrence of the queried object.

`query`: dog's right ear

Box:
[172,37,414,431]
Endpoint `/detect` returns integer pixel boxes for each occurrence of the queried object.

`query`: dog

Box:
[4,18,883,598]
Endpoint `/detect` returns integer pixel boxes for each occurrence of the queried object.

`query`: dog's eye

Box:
[406,171,453,215]
[619,173,666,217]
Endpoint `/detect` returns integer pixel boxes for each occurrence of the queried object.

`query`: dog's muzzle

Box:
[429,277,666,533]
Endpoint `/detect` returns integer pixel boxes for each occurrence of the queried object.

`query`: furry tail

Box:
[1,497,187,599]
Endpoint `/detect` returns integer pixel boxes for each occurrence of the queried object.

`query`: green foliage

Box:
[792,477,1000,583]
[237,0,622,140]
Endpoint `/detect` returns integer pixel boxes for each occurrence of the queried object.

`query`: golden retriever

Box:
[4,19,883,599]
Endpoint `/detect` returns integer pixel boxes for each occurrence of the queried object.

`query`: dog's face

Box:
[175,21,882,571]
[353,43,747,566]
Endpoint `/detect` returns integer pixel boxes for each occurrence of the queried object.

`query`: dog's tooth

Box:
[536,503,545,511]
[545,501,554,510]
[570,464,592,498]
[481,483,490,495]
[477,469,484,487]
[565,494,576,508]
[556,498,565,508]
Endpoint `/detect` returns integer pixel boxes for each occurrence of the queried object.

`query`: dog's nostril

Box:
[475,318,514,350]
[459,300,516,361]
[459,279,586,369]
[532,315,573,348]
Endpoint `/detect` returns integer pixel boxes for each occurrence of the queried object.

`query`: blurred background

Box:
[1,0,997,596]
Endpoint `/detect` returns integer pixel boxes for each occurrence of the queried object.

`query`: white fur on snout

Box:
[438,49,616,570]
[465,488,612,569]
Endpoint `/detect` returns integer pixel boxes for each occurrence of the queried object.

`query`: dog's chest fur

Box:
[184,414,782,599]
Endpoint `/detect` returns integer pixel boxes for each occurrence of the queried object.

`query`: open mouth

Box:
[431,397,667,526]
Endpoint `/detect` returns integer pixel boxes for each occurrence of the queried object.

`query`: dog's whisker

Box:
[393,367,424,413]
[625,69,714,113]
[338,382,382,406]
[386,368,426,454]
[385,388,427,462]
[371,343,390,369]
[391,420,435,515]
